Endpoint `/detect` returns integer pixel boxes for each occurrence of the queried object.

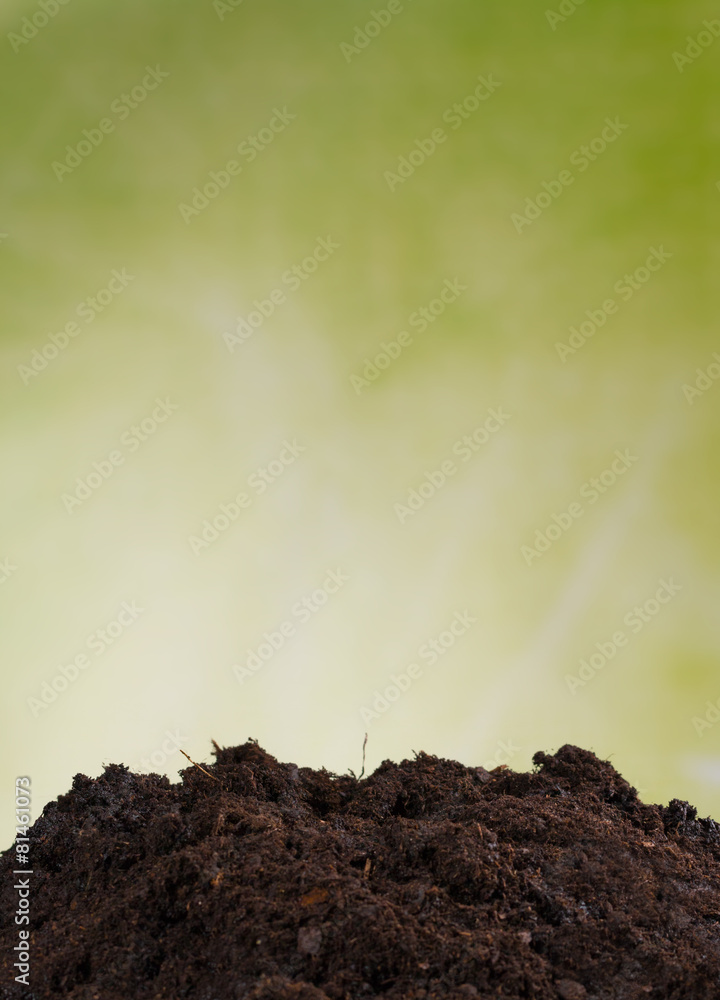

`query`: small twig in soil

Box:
[179,749,221,783]
[359,732,368,780]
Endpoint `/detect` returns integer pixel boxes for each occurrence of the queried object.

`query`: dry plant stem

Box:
[179,748,222,783]
[359,732,368,780]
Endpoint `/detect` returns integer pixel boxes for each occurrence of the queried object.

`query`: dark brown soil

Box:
[2,741,720,1000]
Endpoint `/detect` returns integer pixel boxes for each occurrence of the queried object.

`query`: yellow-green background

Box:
[2,0,719,849]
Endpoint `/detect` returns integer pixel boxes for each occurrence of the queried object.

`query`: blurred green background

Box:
[2,0,720,848]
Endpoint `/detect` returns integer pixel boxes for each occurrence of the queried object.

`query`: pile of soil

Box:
[2,741,720,1000]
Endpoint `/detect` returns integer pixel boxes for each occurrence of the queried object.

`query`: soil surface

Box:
[2,741,720,1000]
